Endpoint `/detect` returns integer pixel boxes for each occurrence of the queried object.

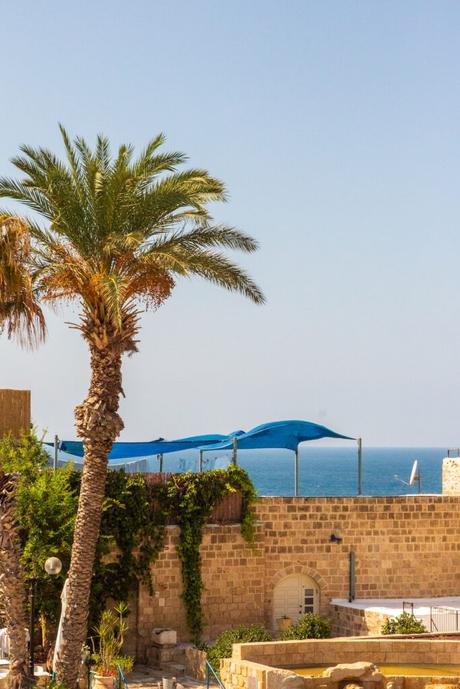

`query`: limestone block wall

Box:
[330,604,387,637]
[234,636,460,667]
[222,638,460,689]
[256,496,460,604]
[135,494,460,647]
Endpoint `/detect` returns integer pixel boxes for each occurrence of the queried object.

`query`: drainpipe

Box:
[348,551,356,602]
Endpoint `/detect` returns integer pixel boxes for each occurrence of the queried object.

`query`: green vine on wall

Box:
[89,472,169,626]
[92,465,257,639]
[164,465,258,641]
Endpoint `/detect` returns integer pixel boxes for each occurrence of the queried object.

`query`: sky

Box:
[1,0,460,446]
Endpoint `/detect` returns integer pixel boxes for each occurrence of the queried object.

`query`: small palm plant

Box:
[0,126,264,687]
[91,602,133,683]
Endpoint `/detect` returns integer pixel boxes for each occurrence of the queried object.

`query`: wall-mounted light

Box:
[330,533,343,544]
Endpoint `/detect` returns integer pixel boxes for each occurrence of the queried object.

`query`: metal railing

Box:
[402,601,414,615]
[429,606,460,633]
[206,659,226,689]
[402,601,460,633]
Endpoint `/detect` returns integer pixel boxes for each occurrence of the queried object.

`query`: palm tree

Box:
[0,214,45,346]
[0,216,45,689]
[0,471,30,689]
[0,126,264,687]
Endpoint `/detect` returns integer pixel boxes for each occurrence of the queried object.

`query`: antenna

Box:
[394,460,421,493]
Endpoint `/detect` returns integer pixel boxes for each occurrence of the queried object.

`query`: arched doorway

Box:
[272,573,319,627]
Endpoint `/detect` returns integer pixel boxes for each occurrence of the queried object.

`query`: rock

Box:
[322,663,380,682]
[386,680,403,689]
[152,628,177,646]
[280,675,307,689]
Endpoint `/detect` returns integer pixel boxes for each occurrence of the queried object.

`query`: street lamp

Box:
[29,557,63,680]
[44,557,62,576]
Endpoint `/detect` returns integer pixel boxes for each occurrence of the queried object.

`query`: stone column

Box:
[442,456,460,495]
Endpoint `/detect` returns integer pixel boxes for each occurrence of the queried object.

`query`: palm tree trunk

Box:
[0,472,30,689]
[55,339,124,688]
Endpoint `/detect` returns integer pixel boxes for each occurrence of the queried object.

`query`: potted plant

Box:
[277,615,293,632]
[91,602,134,689]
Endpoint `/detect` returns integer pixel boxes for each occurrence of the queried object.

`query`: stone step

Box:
[161,663,185,675]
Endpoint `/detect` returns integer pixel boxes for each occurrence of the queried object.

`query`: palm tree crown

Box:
[0,126,264,353]
[0,214,45,347]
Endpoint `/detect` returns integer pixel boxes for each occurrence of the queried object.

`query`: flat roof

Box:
[332,597,460,615]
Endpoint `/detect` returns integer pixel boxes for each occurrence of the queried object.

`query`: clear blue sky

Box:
[1,0,460,446]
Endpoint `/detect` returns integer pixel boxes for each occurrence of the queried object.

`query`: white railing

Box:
[402,601,460,633]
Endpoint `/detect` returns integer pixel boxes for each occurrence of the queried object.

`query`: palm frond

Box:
[145,224,259,255]
[0,178,54,218]
[142,248,265,305]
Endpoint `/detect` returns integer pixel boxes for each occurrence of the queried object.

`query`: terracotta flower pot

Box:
[277,616,293,631]
[93,675,115,689]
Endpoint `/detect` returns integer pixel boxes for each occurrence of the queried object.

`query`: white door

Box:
[273,574,319,625]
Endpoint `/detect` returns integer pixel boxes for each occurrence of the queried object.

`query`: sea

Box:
[146,446,448,497]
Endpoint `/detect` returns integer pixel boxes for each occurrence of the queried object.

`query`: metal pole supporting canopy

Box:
[294,446,299,497]
[232,437,238,465]
[357,438,362,496]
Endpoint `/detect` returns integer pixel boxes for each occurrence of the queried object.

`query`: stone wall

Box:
[257,495,460,603]
[330,604,387,637]
[234,636,460,666]
[221,638,460,689]
[135,493,460,649]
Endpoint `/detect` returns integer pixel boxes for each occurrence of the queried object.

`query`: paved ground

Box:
[1,660,210,689]
[127,665,212,689]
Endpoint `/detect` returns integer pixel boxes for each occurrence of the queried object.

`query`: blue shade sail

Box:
[198,420,354,452]
[46,421,352,461]
[47,433,243,460]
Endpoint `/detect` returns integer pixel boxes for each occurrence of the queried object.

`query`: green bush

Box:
[207,624,272,673]
[279,613,331,640]
[381,612,427,635]
[0,431,77,627]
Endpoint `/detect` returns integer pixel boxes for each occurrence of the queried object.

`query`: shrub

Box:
[207,624,272,673]
[279,613,331,640]
[381,612,427,635]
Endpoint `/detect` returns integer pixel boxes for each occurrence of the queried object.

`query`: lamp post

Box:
[28,577,37,681]
[29,557,62,680]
